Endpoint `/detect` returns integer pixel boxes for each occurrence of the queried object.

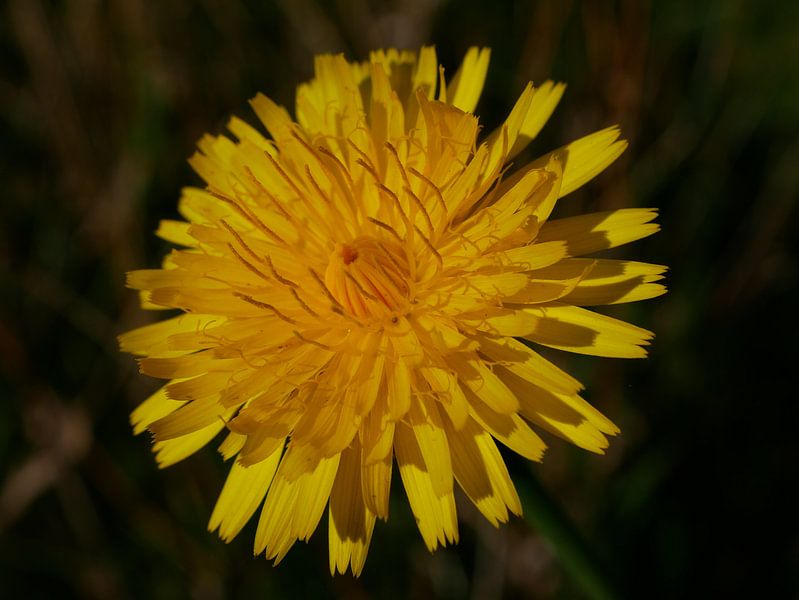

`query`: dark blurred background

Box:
[1,1,798,598]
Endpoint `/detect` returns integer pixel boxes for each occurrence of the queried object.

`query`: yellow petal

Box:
[360,440,393,519]
[227,115,274,152]
[493,241,569,271]
[539,126,628,197]
[446,47,490,113]
[536,208,660,257]
[153,418,227,468]
[475,335,583,396]
[408,398,453,496]
[329,442,377,576]
[405,46,438,127]
[208,446,282,542]
[236,415,297,466]
[187,151,233,195]
[484,83,534,174]
[386,357,412,421]
[447,354,519,414]
[156,220,196,246]
[544,259,668,305]
[507,81,567,159]
[177,187,240,225]
[291,451,341,541]
[500,367,613,453]
[361,394,395,464]
[249,92,294,142]
[394,423,458,551]
[501,261,592,305]
[165,371,231,401]
[418,365,470,429]
[412,46,438,100]
[466,304,653,358]
[149,393,227,441]
[130,385,184,435]
[254,449,340,563]
[521,304,654,358]
[445,417,522,525]
[465,388,546,462]
[217,431,246,460]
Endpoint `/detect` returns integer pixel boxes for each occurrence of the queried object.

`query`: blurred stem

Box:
[517,471,620,600]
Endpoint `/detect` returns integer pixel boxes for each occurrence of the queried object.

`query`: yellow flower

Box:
[120,46,665,575]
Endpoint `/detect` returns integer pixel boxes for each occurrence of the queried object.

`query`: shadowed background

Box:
[1,0,798,598]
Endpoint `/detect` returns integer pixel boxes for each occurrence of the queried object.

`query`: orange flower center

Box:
[324,236,411,320]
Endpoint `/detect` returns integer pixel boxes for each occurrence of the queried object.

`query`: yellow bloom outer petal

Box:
[394,422,458,551]
[217,431,246,460]
[446,46,491,113]
[155,219,196,246]
[539,258,668,305]
[405,46,438,126]
[153,417,229,468]
[329,441,377,576]
[121,45,665,575]
[555,126,628,197]
[254,449,340,563]
[445,416,522,526]
[149,392,228,440]
[467,305,653,358]
[537,208,660,257]
[508,81,567,159]
[484,82,534,175]
[407,398,453,497]
[476,335,584,396]
[448,354,519,414]
[209,448,282,542]
[500,367,613,453]
[360,429,393,519]
[130,385,183,435]
[465,387,547,462]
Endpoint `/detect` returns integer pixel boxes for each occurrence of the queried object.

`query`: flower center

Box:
[324,236,410,320]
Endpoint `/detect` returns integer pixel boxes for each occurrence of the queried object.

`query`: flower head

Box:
[120,47,665,575]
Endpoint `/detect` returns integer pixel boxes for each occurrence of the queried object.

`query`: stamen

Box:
[265,256,298,288]
[290,288,319,316]
[293,330,332,350]
[376,184,411,232]
[233,292,298,324]
[384,142,412,191]
[219,219,261,263]
[330,304,362,325]
[243,167,295,223]
[304,165,331,204]
[408,167,449,222]
[209,190,289,249]
[414,224,443,269]
[349,140,380,178]
[404,185,434,235]
[308,268,344,310]
[262,151,309,202]
[304,164,351,241]
[355,157,381,186]
[317,146,360,217]
[226,243,271,282]
[366,217,404,243]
